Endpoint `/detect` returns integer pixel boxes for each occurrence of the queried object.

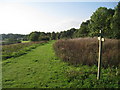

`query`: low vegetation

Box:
[2,39,21,45]
[2,42,120,88]
[2,41,119,88]
[2,41,46,60]
[54,38,119,68]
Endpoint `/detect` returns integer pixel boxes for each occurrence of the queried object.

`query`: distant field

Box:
[21,41,30,43]
[2,40,119,88]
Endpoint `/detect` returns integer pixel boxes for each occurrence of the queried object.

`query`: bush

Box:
[2,39,21,45]
[39,36,50,41]
[53,38,120,68]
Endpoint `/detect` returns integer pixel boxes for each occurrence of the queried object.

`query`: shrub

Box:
[53,38,120,68]
[2,39,21,45]
[39,36,50,41]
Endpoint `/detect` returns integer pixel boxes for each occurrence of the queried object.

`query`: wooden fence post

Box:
[97,30,103,80]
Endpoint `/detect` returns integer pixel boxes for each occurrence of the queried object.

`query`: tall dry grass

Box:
[53,38,119,68]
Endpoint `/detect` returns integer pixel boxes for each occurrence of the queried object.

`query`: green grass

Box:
[2,41,69,88]
[2,42,45,60]
[2,41,119,88]
[21,41,30,43]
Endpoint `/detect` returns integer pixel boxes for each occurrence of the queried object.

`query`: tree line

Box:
[1,34,28,45]
[28,28,76,41]
[29,2,120,41]
[75,2,120,39]
[1,2,120,42]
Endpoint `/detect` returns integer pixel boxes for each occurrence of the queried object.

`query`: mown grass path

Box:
[2,41,70,88]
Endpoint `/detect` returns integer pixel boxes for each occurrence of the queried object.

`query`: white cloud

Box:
[0,3,53,34]
[0,3,85,34]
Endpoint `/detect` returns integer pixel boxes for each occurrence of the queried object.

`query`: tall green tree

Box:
[51,32,56,40]
[74,20,90,37]
[88,7,109,37]
[67,28,76,38]
[29,32,39,41]
[111,2,120,39]
[104,8,115,38]
[56,32,61,40]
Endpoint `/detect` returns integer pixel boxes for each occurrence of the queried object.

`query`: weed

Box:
[54,38,119,68]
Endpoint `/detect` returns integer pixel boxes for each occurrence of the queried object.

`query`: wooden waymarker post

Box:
[97,30,104,80]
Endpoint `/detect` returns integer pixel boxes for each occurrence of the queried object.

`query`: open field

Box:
[2,40,119,88]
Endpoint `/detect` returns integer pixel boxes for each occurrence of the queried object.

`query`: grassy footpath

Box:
[2,41,71,88]
[2,41,119,88]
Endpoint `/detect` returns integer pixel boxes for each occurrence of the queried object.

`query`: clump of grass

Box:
[53,38,119,68]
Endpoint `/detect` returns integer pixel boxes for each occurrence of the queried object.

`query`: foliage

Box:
[2,41,119,88]
[61,28,76,39]
[54,38,120,68]
[28,28,77,41]
[88,7,109,36]
[51,32,56,40]
[2,38,21,45]
[74,2,120,39]
[111,2,120,39]
[1,33,29,41]
[2,41,46,60]
[28,2,120,40]
[2,2,120,88]
[1,2,120,43]
[74,20,90,37]
[29,31,51,41]
[39,36,50,41]
[29,32,39,41]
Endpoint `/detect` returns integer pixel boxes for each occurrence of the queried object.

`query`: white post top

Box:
[100,30,102,33]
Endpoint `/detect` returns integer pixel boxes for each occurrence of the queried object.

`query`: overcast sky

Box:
[0,0,118,34]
